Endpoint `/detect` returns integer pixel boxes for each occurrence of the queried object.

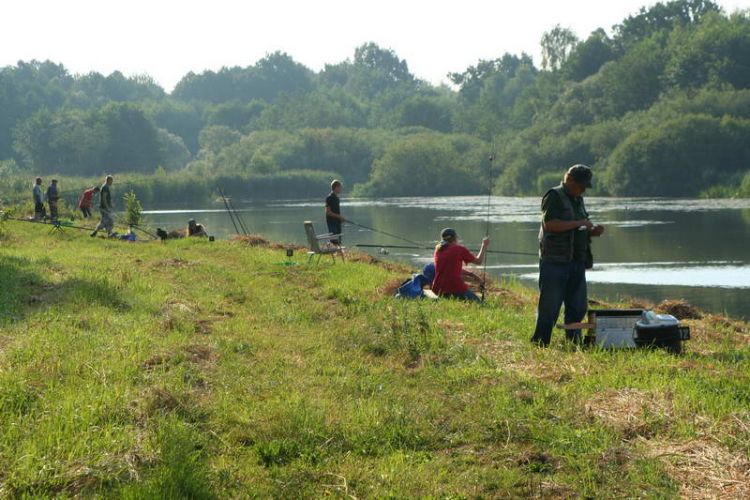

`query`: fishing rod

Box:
[481,145,495,302]
[7,212,159,241]
[55,187,94,197]
[225,195,250,235]
[120,221,159,240]
[346,219,425,248]
[218,186,247,236]
[3,215,95,233]
[216,186,241,236]
[354,243,536,257]
[112,212,157,239]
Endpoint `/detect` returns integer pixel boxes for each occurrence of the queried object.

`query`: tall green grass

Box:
[0,223,747,497]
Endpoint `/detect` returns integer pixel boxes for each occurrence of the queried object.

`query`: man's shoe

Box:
[90,231,97,237]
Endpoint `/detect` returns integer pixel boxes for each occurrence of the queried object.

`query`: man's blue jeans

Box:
[531,259,588,346]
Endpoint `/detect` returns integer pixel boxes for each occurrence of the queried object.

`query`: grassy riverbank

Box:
[0,221,748,497]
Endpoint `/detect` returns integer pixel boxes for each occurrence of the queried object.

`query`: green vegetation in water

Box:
[1,1,750,199]
[0,223,748,497]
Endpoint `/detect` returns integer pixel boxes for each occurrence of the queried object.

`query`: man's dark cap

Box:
[567,164,593,188]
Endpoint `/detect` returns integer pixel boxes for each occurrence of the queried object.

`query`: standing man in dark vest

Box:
[325,179,345,246]
[91,175,115,238]
[531,165,605,346]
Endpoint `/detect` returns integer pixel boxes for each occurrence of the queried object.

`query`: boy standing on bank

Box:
[325,180,346,245]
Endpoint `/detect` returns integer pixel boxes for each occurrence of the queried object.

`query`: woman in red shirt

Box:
[431,228,490,301]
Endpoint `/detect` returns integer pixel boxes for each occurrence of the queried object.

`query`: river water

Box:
[144,196,750,320]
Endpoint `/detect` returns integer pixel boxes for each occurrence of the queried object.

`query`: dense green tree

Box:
[664,12,750,89]
[450,53,535,104]
[12,104,178,175]
[172,68,237,103]
[204,100,266,131]
[96,103,162,171]
[290,128,391,184]
[613,0,721,49]
[605,114,750,196]
[172,52,313,104]
[358,133,484,196]
[354,42,413,85]
[12,108,105,174]
[320,43,417,100]
[396,95,454,132]
[156,129,191,170]
[251,89,368,130]
[563,29,616,81]
[549,35,667,124]
[247,51,315,101]
[541,25,579,71]
[0,61,70,159]
[451,53,540,136]
[68,71,165,106]
[198,126,242,156]
[144,100,204,154]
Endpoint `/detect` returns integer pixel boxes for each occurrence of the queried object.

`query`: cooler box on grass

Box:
[585,309,690,353]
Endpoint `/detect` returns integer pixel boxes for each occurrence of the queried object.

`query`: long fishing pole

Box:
[7,211,165,242]
[217,186,241,236]
[111,212,159,239]
[131,224,158,239]
[354,243,535,256]
[225,195,249,235]
[346,219,425,248]
[481,141,496,302]
[219,186,244,235]
[4,215,95,232]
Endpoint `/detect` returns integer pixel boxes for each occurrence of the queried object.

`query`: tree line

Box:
[1,0,749,200]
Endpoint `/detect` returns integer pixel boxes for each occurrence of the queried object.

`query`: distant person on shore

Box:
[77,186,100,218]
[325,179,345,246]
[187,219,207,237]
[91,175,114,238]
[431,228,489,301]
[531,164,605,347]
[32,177,45,220]
[46,179,59,221]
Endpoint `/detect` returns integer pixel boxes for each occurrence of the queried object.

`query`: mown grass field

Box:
[0,220,748,498]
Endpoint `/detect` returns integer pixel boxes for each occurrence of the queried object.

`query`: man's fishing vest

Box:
[537,185,589,263]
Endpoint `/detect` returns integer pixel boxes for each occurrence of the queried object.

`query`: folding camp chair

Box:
[303,221,345,264]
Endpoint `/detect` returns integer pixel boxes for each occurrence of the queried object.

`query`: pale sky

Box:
[2,0,748,91]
